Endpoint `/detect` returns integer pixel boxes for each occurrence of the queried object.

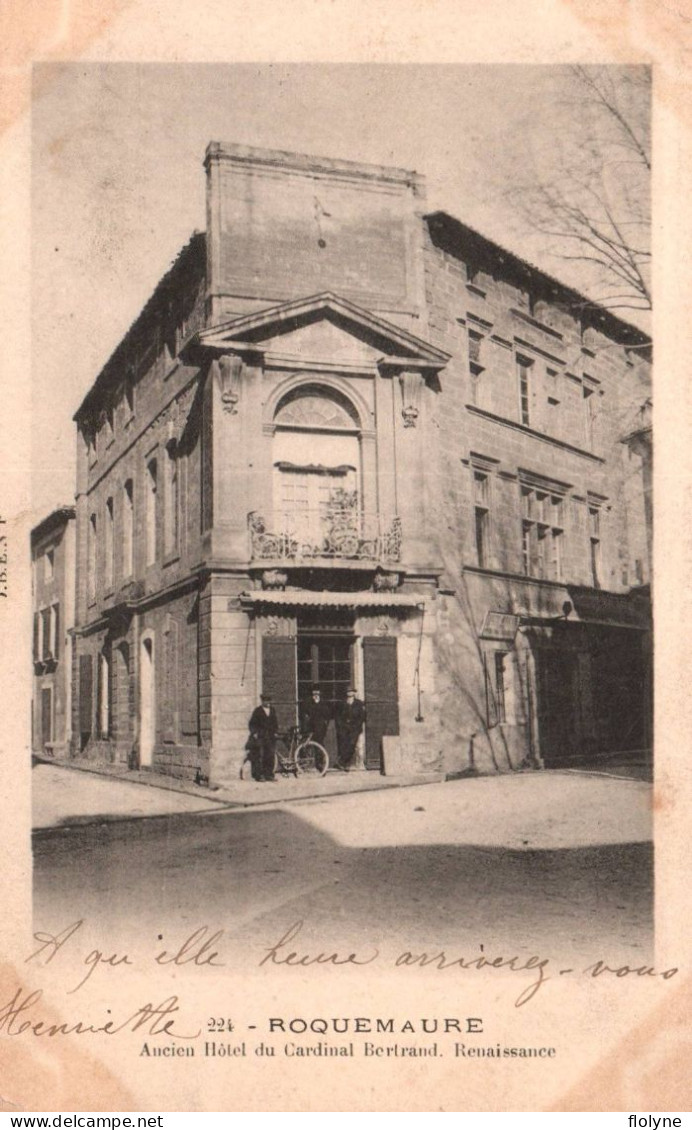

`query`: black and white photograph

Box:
[6,36,686,1113]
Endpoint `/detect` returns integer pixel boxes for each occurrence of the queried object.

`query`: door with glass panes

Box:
[297,632,355,760]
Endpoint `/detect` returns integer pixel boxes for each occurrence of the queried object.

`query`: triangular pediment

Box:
[194,292,449,370]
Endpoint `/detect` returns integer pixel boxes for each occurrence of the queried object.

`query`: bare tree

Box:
[507,66,651,314]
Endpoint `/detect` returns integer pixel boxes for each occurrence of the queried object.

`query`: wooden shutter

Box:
[363,636,399,769]
[261,637,297,731]
[52,604,60,660]
[79,654,93,735]
[33,613,40,662]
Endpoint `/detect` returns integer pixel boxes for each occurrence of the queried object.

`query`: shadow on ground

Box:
[33,805,653,967]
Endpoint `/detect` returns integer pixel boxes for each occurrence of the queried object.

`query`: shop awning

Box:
[239,590,424,609]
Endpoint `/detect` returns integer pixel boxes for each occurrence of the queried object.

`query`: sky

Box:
[30,62,650,520]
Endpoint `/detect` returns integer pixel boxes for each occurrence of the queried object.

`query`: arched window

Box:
[272,386,361,549]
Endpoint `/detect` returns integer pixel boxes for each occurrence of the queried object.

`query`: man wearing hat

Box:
[247,693,279,782]
[335,688,366,771]
[300,685,332,746]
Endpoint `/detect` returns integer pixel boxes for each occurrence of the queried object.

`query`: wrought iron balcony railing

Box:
[248,509,402,564]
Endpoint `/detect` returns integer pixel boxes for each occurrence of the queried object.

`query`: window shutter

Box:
[362,636,399,769]
[261,637,297,732]
[79,654,93,735]
[33,613,40,662]
[52,604,60,660]
[41,608,52,660]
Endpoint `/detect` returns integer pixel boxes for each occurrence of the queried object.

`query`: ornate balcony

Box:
[248,507,402,565]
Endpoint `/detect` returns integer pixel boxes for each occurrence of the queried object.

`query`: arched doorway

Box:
[139,634,155,767]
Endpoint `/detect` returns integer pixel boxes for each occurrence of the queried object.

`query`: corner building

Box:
[70,144,652,783]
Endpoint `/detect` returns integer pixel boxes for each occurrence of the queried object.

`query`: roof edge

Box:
[31,506,76,545]
[425,211,651,350]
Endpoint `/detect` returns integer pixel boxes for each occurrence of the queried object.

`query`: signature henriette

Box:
[0,988,199,1038]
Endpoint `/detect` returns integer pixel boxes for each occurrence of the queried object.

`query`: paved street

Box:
[33,766,653,970]
[32,763,228,828]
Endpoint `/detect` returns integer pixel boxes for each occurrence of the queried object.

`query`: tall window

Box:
[494,652,507,723]
[272,387,361,552]
[87,513,97,603]
[44,549,54,582]
[98,652,111,738]
[517,356,533,426]
[146,459,158,566]
[41,607,52,660]
[50,603,60,659]
[164,442,179,556]
[583,381,596,449]
[473,471,490,568]
[589,506,602,588]
[546,367,560,435]
[123,479,134,577]
[468,330,484,406]
[521,485,564,580]
[104,497,114,592]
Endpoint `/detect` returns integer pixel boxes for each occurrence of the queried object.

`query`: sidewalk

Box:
[32,753,442,830]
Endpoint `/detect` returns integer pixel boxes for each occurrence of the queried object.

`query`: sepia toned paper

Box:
[1,0,691,1114]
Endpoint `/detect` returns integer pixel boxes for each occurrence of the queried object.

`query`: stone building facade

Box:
[31,506,76,757]
[68,143,652,783]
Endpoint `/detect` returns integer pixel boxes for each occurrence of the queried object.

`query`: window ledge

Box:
[464,564,568,589]
[465,404,604,462]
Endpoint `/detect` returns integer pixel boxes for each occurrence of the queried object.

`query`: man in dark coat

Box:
[335,688,366,771]
[300,686,332,745]
[247,693,279,781]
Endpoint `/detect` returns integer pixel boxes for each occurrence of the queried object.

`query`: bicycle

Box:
[240,725,329,780]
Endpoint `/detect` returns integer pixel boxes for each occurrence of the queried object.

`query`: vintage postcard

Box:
[1,0,691,1114]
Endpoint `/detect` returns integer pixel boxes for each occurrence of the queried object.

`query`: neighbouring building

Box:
[31,506,76,758]
[67,143,652,784]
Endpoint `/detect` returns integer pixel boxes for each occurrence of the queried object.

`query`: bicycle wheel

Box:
[295,739,329,777]
[273,736,292,777]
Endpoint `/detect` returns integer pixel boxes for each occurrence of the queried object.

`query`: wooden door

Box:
[363,636,399,770]
[262,636,298,732]
[536,650,579,766]
[296,633,354,759]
